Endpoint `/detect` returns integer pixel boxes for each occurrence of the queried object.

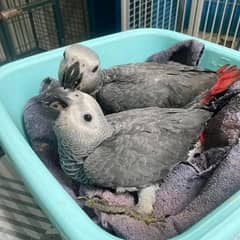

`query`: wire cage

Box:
[0,0,89,65]
[121,0,240,50]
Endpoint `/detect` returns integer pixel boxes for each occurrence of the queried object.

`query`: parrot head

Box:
[40,87,113,149]
[58,44,101,94]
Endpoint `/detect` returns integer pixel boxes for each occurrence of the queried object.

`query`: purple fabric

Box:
[147,39,204,67]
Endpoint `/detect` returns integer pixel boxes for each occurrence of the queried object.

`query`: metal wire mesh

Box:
[32,3,60,50]
[127,1,190,31]
[1,0,38,55]
[123,0,240,50]
[198,0,240,49]
[128,0,184,30]
[7,13,37,54]
[0,0,89,64]
[0,0,61,63]
[60,0,89,45]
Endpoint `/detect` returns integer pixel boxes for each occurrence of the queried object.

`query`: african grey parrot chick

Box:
[58,44,101,94]
[58,41,240,114]
[40,87,226,219]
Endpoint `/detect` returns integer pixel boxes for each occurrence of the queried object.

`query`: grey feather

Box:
[84,108,211,188]
[58,40,216,114]
[97,62,216,113]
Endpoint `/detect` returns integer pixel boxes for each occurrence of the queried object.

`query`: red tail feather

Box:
[201,65,240,105]
[216,64,230,74]
[199,130,206,145]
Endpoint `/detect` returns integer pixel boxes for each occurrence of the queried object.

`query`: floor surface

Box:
[0,155,61,240]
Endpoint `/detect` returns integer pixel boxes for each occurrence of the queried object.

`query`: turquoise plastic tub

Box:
[0,29,240,240]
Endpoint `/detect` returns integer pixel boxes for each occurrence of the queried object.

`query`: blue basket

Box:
[0,29,240,240]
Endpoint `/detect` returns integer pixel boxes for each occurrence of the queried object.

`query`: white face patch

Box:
[55,91,114,149]
[58,44,101,93]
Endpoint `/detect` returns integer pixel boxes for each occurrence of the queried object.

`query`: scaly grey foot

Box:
[78,195,165,225]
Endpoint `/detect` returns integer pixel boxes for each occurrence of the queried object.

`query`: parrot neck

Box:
[54,122,114,183]
[55,120,114,155]
[101,69,117,83]
[88,71,105,96]
[92,69,113,96]
[100,70,110,84]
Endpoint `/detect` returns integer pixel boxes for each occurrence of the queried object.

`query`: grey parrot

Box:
[58,40,236,114]
[39,86,237,219]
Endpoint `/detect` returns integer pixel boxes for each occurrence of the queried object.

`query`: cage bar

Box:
[224,0,237,47]
[216,0,228,44]
[122,0,240,50]
[180,0,187,33]
[121,0,129,30]
[168,0,173,29]
[209,0,220,41]
[174,0,180,31]
[231,15,240,49]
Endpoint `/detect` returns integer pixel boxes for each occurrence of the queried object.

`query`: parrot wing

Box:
[84,108,211,188]
[99,63,216,113]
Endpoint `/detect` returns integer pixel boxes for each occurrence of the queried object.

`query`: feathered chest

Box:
[56,129,93,184]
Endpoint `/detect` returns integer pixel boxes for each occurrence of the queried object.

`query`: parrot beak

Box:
[39,77,59,94]
[39,87,74,120]
[61,61,83,90]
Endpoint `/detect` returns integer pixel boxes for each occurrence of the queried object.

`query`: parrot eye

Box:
[83,113,92,122]
[49,100,68,110]
[74,79,80,88]
[92,65,99,73]
[72,72,83,89]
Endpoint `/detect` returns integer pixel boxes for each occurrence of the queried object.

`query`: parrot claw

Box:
[193,162,220,179]
[78,195,109,205]
[78,195,165,225]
